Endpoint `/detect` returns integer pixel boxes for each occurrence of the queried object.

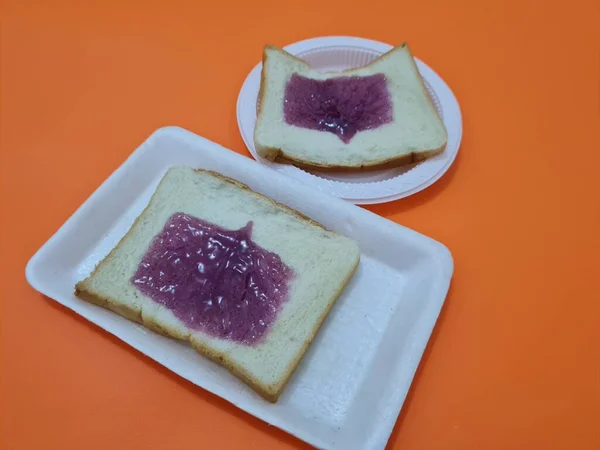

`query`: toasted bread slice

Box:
[75,167,360,402]
[254,44,447,170]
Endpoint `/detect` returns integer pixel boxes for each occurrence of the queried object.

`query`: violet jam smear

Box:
[283,73,393,143]
[131,213,295,345]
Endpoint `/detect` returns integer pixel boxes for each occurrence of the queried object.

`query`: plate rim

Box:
[236,35,463,205]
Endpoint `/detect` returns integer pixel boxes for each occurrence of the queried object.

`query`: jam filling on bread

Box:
[283,73,393,143]
[131,213,294,345]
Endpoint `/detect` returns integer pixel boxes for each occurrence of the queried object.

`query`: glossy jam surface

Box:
[283,73,393,143]
[131,213,294,345]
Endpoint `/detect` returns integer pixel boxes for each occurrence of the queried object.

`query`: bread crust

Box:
[75,168,359,402]
[254,43,447,171]
[273,146,444,172]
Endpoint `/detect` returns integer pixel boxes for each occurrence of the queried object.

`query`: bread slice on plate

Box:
[254,43,447,171]
[75,166,360,402]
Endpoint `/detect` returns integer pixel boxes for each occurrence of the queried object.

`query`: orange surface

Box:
[1,0,599,449]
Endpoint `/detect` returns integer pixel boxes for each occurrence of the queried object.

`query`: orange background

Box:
[1,1,599,449]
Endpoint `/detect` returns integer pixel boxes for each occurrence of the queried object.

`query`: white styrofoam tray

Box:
[26,127,453,450]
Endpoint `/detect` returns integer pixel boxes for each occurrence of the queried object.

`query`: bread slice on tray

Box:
[75,166,360,402]
[254,43,447,171]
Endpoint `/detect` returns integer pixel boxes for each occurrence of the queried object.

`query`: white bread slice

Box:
[254,43,447,170]
[75,166,360,402]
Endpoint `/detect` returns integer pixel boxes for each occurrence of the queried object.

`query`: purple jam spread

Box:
[283,73,393,143]
[131,213,295,345]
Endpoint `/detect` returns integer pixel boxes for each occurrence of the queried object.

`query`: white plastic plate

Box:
[26,127,453,450]
[237,36,463,204]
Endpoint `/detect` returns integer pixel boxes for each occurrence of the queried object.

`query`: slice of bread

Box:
[254,43,447,171]
[75,166,360,402]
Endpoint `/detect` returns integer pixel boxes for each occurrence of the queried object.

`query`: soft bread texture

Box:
[254,44,448,170]
[75,167,360,402]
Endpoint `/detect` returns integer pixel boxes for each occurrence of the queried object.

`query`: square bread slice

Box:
[75,166,360,402]
[254,43,447,170]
